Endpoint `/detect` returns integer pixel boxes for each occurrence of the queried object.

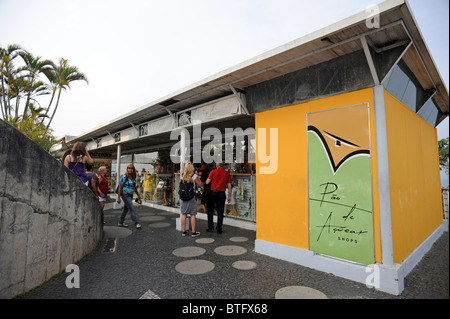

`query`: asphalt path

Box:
[20,203,448,306]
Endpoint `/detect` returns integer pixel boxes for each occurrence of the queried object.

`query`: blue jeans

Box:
[119,193,139,225]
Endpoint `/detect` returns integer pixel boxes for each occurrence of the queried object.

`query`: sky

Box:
[1,0,449,183]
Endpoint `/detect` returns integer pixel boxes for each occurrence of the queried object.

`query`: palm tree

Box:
[2,44,88,154]
[11,76,29,118]
[0,60,17,120]
[1,44,24,120]
[42,69,58,121]
[18,51,53,117]
[45,58,88,130]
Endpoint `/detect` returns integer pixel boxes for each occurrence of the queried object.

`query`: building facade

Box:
[66,0,448,295]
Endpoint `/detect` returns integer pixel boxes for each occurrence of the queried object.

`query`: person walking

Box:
[117,164,142,229]
[179,162,202,237]
[205,162,232,234]
[86,163,100,199]
[86,163,107,225]
[97,166,109,211]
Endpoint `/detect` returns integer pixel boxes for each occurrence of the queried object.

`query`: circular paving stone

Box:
[140,215,166,222]
[148,222,171,228]
[157,211,175,216]
[175,260,215,275]
[214,245,247,256]
[103,226,132,238]
[232,260,257,270]
[104,211,122,219]
[172,246,206,258]
[105,211,121,216]
[196,238,215,244]
[136,211,156,216]
[229,236,248,242]
[275,286,328,299]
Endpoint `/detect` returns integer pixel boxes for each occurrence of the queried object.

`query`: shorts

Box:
[180,196,198,216]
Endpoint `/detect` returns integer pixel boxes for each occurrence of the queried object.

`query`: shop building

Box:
[66,0,448,295]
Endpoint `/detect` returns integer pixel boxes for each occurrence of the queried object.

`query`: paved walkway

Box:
[21,202,448,300]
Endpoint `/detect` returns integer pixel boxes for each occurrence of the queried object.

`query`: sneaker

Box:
[206,228,215,233]
[182,231,188,237]
[135,223,142,229]
[118,223,128,227]
[191,232,200,237]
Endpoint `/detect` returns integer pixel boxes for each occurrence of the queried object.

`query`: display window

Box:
[112,138,256,222]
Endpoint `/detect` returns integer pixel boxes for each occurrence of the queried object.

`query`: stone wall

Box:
[0,120,103,298]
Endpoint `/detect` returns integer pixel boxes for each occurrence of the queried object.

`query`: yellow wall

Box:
[256,89,382,262]
[384,91,443,264]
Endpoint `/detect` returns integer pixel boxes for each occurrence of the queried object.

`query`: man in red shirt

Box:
[205,163,232,233]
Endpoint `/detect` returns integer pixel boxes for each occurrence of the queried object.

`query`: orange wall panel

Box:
[256,89,381,263]
[384,91,443,264]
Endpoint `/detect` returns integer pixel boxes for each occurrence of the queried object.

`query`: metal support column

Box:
[113,144,122,209]
[180,128,187,175]
[373,85,394,266]
[176,128,189,231]
[116,144,122,186]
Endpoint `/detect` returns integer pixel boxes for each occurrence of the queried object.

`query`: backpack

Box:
[178,180,195,201]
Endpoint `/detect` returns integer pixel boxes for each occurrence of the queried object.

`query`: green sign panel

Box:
[307,104,374,265]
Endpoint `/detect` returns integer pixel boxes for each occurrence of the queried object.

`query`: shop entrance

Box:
[111,116,257,224]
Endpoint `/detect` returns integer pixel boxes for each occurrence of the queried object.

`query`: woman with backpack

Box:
[117,164,142,229]
[179,162,202,237]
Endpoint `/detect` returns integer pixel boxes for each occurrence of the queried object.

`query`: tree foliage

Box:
[439,137,449,176]
[7,104,57,151]
[1,43,88,153]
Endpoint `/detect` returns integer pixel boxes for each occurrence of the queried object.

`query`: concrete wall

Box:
[0,120,103,298]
